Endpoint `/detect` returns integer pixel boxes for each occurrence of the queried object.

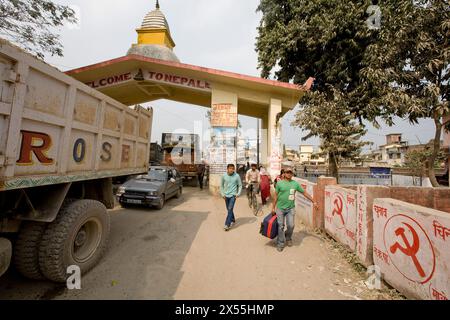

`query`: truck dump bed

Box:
[0,39,153,191]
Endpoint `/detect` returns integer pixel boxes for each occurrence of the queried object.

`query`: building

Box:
[285,148,300,162]
[66,1,307,194]
[299,145,314,164]
[379,134,409,166]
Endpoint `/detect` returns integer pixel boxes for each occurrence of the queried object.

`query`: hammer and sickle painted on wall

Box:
[390,222,425,278]
[332,194,345,225]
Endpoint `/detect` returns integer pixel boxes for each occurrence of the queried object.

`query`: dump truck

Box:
[0,40,153,282]
[161,133,200,186]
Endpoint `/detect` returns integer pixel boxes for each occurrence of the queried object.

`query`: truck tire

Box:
[14,222,47,280]
[39,200,110,283]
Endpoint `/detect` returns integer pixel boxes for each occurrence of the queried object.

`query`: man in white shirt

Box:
[245,163,261,197]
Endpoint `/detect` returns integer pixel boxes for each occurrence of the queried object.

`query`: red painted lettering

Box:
[17,130,54,165]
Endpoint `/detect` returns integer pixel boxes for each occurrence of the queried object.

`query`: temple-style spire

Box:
[127,0,179,62]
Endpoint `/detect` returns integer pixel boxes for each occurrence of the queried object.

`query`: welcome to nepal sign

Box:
[85,69,212,92]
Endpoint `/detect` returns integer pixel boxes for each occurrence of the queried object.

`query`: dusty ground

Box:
[0,187,402,300]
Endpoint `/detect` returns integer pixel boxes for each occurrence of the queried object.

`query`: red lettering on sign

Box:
[17,130,54,165]
[431,288,448,300]
[374,245,390,265]
[155,73,163,81]
[433,220,450,241]
[164,74,172,82]
[188,79,196,87]
[345,229,355,241]
[347,196,355,206]
[374,205,388,218]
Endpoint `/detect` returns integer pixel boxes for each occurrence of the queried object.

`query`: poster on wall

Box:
[209,127,237,173]
[269,126,282,173]
[211,104,238,128]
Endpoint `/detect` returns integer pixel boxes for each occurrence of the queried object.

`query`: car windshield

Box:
[138,169,167,181]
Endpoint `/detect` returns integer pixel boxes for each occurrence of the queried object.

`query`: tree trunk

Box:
[428,119,442,187]
[329,152,339,183]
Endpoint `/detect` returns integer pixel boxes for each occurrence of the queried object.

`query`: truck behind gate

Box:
[161,133,200,186]
[0,39,153,282]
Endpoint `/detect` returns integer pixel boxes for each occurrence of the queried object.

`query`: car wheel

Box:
[156,195,165,210]
[175,188,182,199]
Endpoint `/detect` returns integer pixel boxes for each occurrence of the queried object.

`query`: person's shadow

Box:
[232,217,257,229]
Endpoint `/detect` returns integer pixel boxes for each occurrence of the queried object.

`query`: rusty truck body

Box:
[161,133,200,186]
[0,40,153,281]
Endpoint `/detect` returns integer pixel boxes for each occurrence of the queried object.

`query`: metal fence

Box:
[296,173,393,186]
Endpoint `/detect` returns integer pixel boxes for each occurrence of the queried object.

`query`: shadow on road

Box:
[0,193,210,300]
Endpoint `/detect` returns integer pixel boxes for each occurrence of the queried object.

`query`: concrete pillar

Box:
[209,89,238,195]
[260,115,268,168]
[267,99,282,180]
[314,176,337,230]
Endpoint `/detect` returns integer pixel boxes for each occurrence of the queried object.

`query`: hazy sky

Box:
[44,0,435,152]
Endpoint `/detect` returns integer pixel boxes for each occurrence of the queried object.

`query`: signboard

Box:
[210,104,238,128]
[373,198,450,300]
[85,69,212,92]
[209,127,236,174]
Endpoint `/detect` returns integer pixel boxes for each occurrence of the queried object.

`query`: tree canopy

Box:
[0,0,76,58]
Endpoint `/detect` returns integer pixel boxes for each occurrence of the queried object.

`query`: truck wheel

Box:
[156,195,165,210]
[14,222,47,280]
[39,200,110,283]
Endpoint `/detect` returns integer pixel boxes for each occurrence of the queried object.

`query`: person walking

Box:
[274,169,285,188]
[220,164,242,231]
[271,167,317,252]
[259,167,272,206]
[245,163,261,200]
[197,161,206,189]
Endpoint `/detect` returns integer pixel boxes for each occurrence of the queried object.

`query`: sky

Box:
[42,0,435,153]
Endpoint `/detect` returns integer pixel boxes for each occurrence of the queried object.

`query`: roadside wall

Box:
[373,198,450,300]
[324,185,358,251]
[293,178,316,229]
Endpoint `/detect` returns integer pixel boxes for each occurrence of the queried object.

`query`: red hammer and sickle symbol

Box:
[332,195,345,225]
[390,222,425,278]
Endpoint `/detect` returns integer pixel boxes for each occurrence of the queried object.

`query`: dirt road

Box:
[0,188,398,300]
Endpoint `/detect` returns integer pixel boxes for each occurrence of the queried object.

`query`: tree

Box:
[363,0,450,187]
[0,0,76,58]
[293,88,370,180]
[404,148,447,184]
[256,0,380,179]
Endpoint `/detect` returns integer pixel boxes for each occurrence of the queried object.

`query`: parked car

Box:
[116,166,183,209]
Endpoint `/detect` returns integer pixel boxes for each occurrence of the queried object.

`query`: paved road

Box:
[0,188,393,300]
